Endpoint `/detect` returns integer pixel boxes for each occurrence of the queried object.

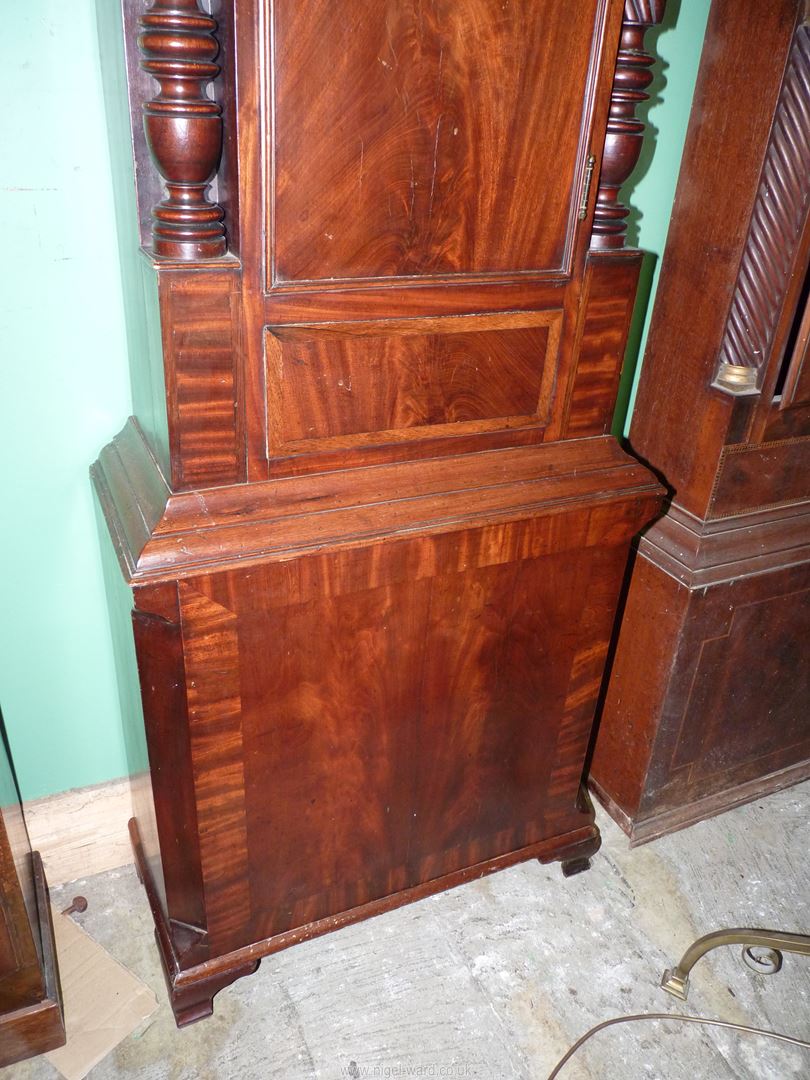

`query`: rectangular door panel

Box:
[265,310,561,455]
[268,0,605,285]
[236,540,615,942]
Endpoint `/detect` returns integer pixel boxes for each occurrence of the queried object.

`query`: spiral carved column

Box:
[138,0,226,260]
[590,0,666,251]
[713,21,810,395]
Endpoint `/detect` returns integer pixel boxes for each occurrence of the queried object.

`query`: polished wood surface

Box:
[96,421,662,1022]
[591,0,666,250]
[713,22,810,395]
[625,0,801,519]
[0,731,65,1065]
[95,0,666,1024]
[118,0,669,493]
[94,421,660,584]
[138,0,226,258]
[264,311,561,455]
[271,0,602,282]
[564,252,642,437]
[590,0,810,845]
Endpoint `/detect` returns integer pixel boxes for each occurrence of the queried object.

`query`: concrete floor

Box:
[8,782,810,1079]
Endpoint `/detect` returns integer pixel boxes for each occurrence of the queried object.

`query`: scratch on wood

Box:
[428,114,444,226]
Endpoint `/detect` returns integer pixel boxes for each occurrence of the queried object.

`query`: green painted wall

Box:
[614,0,712,435]
[0,3,135,800]
[0,0,710,801]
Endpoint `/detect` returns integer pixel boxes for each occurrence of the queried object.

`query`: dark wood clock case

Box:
[94,0,667,1025]
[590,0,810,844]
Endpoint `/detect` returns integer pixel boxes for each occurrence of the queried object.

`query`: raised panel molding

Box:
[264,311,562,457]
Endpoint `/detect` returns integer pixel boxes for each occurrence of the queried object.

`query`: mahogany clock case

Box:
[589,0,810,845]
[94,0,667,1025]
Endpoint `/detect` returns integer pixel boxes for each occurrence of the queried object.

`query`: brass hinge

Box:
[578,154,596,221]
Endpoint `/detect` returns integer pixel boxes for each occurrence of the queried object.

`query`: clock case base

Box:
[130,811,600,1027]
[94,421,661,1027]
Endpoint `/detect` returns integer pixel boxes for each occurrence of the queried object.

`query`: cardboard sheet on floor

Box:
[44,907,159,1080]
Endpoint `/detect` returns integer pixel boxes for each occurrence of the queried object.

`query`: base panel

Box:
[131,809,600,1026]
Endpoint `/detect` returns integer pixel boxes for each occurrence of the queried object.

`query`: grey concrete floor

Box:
[8,783,810,1079]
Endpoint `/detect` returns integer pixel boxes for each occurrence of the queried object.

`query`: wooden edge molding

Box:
[32,853,64,1019]
[92,419,663,587]
[639,497,810,589]
[24,778,135,887]
[593,758,810,847]
[590,0,667,251]
[712,20,810,395]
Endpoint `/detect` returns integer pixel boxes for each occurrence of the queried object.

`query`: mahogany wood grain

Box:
[100,0,668,1025]
[265,311,561,457]
[132,606,206,937]
[709,437,810,518]
[158,267,244,490]
[95,419,661,585]
[592,538,810,844]
[636,501,810,589]
[591,1,666,250]
[95,421,662,1020]
[563,252,642,436]
[713,23,810,398]
[121,0,668,488]
[130,809,596,1025]
[138,0,227,258]
[270,0,603,284]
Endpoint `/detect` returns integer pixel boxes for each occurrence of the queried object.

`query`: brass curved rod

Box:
[546,1011,810,1080]
[661,928,810,1000]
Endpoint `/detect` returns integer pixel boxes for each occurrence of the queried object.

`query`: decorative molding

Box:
[639,497,810,589]
[592,758,810,846]
[713,22,810,395]
[590,0,666,251]
[93,418,662,587]
[138,0,226,259]
[25,778,134,887]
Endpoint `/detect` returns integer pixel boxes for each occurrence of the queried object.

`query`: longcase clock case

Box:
[590,0,810,844]
[94,0,667,1025]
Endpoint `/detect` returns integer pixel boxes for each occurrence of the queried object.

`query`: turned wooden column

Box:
[138,0,226,259]
[591,0,666,251]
